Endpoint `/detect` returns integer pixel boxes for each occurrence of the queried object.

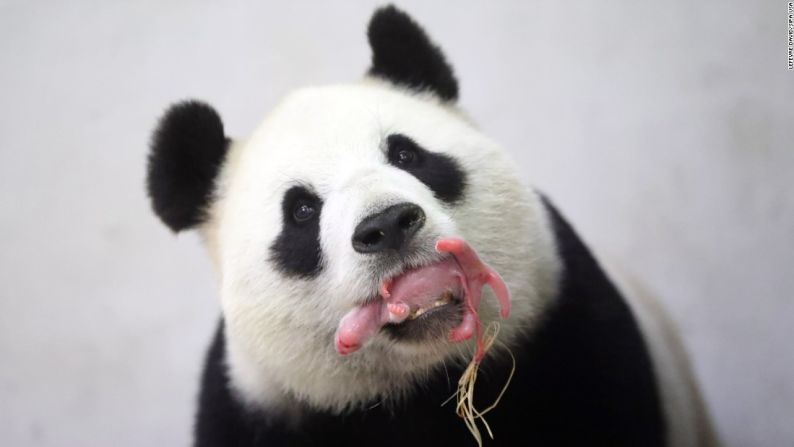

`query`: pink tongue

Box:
[334,238,510,356]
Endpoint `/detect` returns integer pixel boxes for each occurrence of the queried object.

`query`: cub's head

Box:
[147,6,560,413]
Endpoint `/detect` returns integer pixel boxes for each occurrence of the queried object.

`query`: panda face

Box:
[203,82,561,412]
[148,6,562,414]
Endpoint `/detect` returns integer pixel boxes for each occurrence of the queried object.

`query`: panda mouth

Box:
[381,289,465,342]
[404,290,457,320]
[334,238,511,355]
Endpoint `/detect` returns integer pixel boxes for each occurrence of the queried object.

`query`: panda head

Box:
[147,6,560,413]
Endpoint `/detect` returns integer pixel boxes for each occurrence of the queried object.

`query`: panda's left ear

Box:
[146,100,229,233]
[367,5,459,101]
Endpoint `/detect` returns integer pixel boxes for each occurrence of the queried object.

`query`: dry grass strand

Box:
[444,321,516,447]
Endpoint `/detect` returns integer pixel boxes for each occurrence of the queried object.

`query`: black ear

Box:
[146,100,229,232]
[367,5,458,101]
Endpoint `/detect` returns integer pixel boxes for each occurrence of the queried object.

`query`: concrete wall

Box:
[1,1,791,445]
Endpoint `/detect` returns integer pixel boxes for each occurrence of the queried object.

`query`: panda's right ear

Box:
[146,100,229,233]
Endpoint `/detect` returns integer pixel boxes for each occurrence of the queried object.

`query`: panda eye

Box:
[387,135,422,167]
[385,133,466,204]
[292,200,316,223]
[396,148,416,165]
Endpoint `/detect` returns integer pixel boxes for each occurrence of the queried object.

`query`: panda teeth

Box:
[406,291,455,320]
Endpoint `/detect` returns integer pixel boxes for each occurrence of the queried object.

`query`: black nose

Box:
[352,203,426,254]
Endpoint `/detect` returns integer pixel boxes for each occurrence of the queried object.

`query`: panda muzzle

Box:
[334,238,510,355]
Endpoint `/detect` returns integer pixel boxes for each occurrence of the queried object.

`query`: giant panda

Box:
[146,5,717,447]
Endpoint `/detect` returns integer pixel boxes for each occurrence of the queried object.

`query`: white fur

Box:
[201,79,562,413]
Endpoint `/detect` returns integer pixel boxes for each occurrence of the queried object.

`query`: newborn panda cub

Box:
[147,6,715,447]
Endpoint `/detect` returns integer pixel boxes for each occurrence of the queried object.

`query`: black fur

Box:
[368,6,459,101]
[269,185,324,278]
[387,134,466,204]
[147,100,228,232]
[194,198,665,446]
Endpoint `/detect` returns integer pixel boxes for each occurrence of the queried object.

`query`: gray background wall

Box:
[1,1,791,445]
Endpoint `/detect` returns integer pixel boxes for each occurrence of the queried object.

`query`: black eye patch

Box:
[269,186,324,278]
[386,134,466,204]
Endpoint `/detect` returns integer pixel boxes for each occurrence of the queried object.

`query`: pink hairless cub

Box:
[334,238,510,357]
[436,238,511,359]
